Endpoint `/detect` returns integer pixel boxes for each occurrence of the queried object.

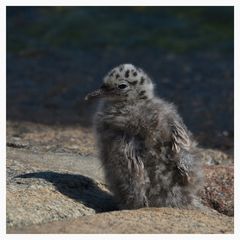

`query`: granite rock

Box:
[199,148,233,165]
[8,208,233,234]
[200,165,234,216]
[7,147,117,230]
[7,145,234,233]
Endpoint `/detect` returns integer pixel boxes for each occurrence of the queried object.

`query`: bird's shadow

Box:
[16,171,119,213]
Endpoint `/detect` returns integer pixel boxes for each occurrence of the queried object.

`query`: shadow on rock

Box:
[17,171,119,213]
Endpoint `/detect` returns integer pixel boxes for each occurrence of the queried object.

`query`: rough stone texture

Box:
[8,208,233,234]
[7,147,105,182]
[7,186,95,228]
[7,145,234,233]
[198,148,233,165]
[7,121,97,156]
[200,165,234,216]
[7,147,117,229]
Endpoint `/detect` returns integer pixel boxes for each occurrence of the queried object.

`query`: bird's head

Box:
[85,64,154,103]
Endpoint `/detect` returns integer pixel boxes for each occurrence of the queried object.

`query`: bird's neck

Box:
[101,98,153,112]
[102,100,130,111]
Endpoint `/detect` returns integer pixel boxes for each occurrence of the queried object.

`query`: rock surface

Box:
[7,121,97,156]
[198,148,233,165]
[7,145,234,233]
[8,208,233,234]
[200,165,234,216]
[7,147,117,229]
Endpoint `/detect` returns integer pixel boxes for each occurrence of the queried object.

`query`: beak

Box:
[85,88,105,101]
[85,84,116,101]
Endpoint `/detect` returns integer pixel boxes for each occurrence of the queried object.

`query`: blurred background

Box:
[7,6,233,154]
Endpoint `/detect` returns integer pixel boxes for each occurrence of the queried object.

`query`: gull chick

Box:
[85,64,202,209]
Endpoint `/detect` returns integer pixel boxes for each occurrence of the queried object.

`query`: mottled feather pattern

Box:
[91,64,203,210]
[171,120,191,153]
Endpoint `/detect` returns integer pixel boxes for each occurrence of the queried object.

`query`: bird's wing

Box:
[170,119,191,153]
[169,119,196,184]
[176,154,192,184]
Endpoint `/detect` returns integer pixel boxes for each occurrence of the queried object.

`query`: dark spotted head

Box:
[85,64,154,102]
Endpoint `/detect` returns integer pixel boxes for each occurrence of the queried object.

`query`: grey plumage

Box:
[85,63,203,210]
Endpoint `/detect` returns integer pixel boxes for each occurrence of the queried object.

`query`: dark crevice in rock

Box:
[7,141,29,149]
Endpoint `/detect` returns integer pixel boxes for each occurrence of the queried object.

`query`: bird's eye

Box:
[118,84,128,89]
